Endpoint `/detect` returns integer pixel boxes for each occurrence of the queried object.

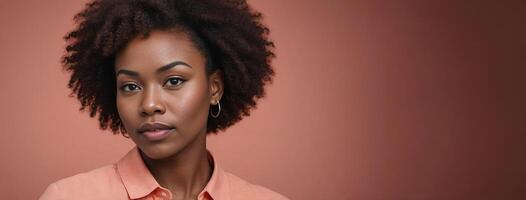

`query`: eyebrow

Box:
[116,61,192,77]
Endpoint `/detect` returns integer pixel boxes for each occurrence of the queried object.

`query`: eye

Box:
[121,83,141,92]
[164,77,185,88]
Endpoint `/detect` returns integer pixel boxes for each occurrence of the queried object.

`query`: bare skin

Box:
[114,29,223,200]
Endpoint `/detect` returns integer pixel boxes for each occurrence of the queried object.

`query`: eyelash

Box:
[119,77,186,92]
[120,83,140,92]
[164,77,185,88]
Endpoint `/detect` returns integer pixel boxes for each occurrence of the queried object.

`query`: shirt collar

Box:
[202,151,230,200]
[115,146,230,200]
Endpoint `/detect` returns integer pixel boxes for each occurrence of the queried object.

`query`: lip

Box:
[137,122,175,141]
[142,129,174,141]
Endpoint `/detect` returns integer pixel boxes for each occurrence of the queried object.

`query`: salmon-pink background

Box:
[1,0,525,199]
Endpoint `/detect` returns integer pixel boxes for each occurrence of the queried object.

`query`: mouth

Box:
[137,122,175,141]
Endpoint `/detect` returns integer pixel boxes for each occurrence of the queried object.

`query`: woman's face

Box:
[115,30,222,159]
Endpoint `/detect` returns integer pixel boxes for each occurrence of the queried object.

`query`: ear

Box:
[208,70,224,105]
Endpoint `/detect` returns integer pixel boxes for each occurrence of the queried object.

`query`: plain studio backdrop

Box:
[0,0,524,199]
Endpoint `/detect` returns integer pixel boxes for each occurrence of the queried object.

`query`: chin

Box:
[137,141,182,160]
[133,127,206,160]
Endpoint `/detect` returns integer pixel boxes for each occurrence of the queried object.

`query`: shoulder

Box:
[224,172,289,200]
[52,164,119,186]
[39,164,126,200]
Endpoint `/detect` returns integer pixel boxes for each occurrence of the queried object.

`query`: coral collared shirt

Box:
[39,146,288,200]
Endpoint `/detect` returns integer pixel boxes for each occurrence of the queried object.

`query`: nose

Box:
[139,85,166,116]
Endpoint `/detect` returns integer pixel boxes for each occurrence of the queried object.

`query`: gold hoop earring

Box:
[210,101,221,118]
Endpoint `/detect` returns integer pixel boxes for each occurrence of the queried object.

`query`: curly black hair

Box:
[63,0,275,135]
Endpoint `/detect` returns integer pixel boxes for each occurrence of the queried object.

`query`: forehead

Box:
[114,30,205,71]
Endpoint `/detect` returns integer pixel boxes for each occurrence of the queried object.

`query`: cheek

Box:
[116,95,137,132]
[170,80,210,131]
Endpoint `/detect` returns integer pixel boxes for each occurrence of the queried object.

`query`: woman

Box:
[40,0,287,199]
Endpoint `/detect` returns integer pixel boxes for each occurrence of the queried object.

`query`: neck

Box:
[140,132,212,198]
